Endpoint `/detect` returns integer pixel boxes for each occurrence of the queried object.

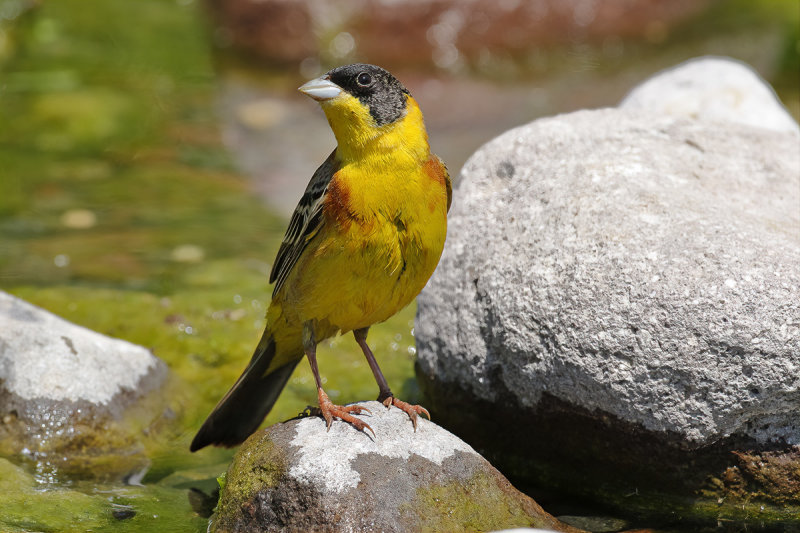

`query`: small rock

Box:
[111,506,136,520]
[210,402,581,533]
[416,58,800,524]
[0,291,171,480]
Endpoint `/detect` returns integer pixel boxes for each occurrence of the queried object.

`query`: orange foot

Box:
[382,396,430,431]
[318,389,374,437]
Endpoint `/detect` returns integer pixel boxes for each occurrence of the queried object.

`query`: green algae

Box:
[214,433,286,516]
[0,0,287,290]
[208,433,290,532]
[407,470,567,533]
[0,457,211,533]
[0,458,107,532]
[591,483,800,528]
[411,473,528,532]
[217,471,227,494]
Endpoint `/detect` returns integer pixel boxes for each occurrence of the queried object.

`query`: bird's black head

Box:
[326,64,410,127]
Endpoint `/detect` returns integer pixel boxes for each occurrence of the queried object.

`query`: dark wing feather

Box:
[440,156,452,213]
[269,150,338,296]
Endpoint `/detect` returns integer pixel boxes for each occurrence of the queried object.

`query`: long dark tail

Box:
[190,332,300,452]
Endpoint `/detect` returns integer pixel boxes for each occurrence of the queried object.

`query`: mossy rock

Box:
[210,402,582,533]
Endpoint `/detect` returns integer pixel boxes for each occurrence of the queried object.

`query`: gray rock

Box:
[419,108,799,446]
[0,291,162,404]
[0,291,171,479]
[210,402,581,533]
[620,56,800,135]
[415,70,800,521]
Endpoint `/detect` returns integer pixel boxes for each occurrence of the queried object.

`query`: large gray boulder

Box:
[210,402,581,533]
[0,291,171,480]
[416,58,800,524]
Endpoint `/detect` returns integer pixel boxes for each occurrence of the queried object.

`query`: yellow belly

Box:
[278,205,447,336]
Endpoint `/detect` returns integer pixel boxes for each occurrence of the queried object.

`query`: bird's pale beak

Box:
[298,76,342,102]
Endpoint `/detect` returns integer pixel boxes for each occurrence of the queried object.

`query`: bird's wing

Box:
[439,155,452,213]
[269,150,339,297]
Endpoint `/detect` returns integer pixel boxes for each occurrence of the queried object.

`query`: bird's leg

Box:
[353,327,430,431]
[303,322,373,436]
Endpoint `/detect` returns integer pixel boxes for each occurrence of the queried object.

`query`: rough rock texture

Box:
[621,56,800,135]
[0,291,171,480]
[419,110,800,445]
[210,402,581,533]
[415,61,800,524]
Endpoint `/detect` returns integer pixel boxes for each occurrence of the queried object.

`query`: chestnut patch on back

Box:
[323,175,353,228]
[422,156,451,212]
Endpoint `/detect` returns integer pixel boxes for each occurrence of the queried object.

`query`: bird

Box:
[190,63,451,451]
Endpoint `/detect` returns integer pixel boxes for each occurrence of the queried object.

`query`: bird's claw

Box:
[317,389,374,437]
[382,396,430,431]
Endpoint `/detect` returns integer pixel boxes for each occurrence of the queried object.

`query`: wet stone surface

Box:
[210,402,582,533]
[0,291,173,481]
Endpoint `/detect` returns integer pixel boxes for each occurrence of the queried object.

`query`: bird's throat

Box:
[323,95,430,163]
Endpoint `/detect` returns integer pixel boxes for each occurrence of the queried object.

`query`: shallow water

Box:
[0,0,797,531]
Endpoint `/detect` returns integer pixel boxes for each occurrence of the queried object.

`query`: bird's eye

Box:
[356,72,372,87]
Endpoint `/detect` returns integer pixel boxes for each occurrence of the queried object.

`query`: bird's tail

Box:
[190,329,301,451]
